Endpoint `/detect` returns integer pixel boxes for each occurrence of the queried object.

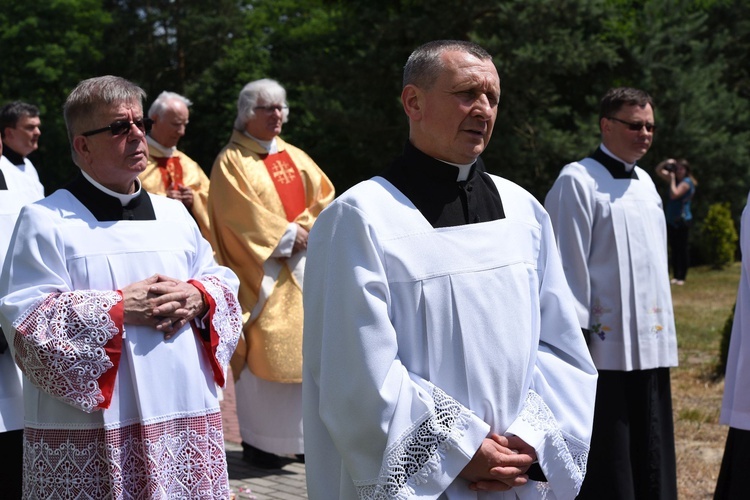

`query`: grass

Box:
[670,263,741,499]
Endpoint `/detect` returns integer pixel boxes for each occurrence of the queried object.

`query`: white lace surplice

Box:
[303,176,597,499]
[0,191,242,499]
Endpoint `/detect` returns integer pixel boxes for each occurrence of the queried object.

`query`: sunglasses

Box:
[81,118,154,137]
[606,116,656,133]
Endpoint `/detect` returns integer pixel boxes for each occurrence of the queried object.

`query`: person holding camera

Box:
[656,158,697,285]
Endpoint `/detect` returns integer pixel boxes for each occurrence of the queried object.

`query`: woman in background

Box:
[656,158,697,285]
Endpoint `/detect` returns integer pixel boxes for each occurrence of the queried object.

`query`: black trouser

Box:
[714,427,750,499]
[0,429,23,499]
[667,223,690,281]
[577,368,678,500]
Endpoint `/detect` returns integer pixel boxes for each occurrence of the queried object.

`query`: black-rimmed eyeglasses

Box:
[254,105,288,114]
[81,118,154,137]
[606,116,656,133]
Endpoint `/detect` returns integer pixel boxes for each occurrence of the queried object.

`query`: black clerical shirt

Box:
[589,147,638,180]
[2,145,27,167]
[65,173,156,222]
[381,142,505,228]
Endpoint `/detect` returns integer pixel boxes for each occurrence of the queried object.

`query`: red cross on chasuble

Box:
[155,156,184,189]
[263,150,306,222]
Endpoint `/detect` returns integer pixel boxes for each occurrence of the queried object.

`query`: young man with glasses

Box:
[0,75,242,498]
[545,87,678,499]
[208,78,334,469]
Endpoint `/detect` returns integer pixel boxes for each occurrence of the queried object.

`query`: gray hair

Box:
[403,40,493,90]
[148,91,192,119]
[234,78,289,131]
[63,75,146,163]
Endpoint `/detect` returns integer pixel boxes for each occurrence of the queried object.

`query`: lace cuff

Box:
[510,390,589,498]
[189,275,242,386]
[12,290,122,413]
[355,386,474,499]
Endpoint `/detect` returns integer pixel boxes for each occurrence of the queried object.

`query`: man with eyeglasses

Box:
[208,78,334,469]
[0,75,242,498]
[139,91,212,241]
[0,101,44,198]
[545,87,678,499]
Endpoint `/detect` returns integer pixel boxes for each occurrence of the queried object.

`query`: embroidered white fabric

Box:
[518,390,589,490]
[13,290,121,413]
[200,275,243,370]
[23,413,230,499]
[356,386,471,499]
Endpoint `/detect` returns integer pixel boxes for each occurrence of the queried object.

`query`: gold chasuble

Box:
[139,144,212,241]
[209,131,335,383]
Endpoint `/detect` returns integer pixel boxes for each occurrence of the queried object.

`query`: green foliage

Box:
[0,0,749,216]
[716,301,735,376]
[699,202,739,269]
[0,0,111,188]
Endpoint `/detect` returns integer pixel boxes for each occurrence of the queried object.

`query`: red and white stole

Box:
[155,156,184,189]
[263,150,305,221]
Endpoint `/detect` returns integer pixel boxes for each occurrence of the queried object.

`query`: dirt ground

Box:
[672,350,727,499]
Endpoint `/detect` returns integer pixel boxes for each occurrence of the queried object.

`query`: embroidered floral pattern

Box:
[12,291,121,413]
[648,304,665,335]
[198,275,243,369]
[589,298,612,340]
[23,413,229,500]
[356,387,471,499]
[517,391,589,492]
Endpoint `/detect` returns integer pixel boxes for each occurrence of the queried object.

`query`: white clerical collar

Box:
[243,131,278,154]
[147,135,176,157]
[437,159,475,181]
[81,170,142,206]
[600,144,636,172]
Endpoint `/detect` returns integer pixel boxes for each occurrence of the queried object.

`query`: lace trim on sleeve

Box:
[197,275,242,369]
[355,386,471,499]
[519,390,589,491]
[12,290,121,413]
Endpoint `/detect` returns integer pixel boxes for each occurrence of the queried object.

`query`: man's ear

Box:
[599,116,611,135]
[73,135,90,166]
[401,84,423,121]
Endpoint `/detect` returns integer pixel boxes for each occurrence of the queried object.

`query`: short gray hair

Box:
[148,91,192,119]
[63,75,146,163]
[234,78,289,131]
[403,40,493,90]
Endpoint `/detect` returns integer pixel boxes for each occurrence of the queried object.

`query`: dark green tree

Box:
[0,0,111,190]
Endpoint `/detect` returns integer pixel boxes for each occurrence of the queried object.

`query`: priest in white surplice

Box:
[715,191,750,499]
[545,88,678,499]
[0,134,44,499]
[0,76,242,499]
[303,40,597,499]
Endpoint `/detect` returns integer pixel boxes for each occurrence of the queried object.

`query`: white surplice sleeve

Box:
[544,164,595,331]
[0,203,124,413]
[504,206,597,499]
[720,192,750,430]
[303,200,490,499]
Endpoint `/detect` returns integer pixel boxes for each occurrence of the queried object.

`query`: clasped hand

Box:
[460,433,537,492]
[166,186,194,209]
[121,274,207,339]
